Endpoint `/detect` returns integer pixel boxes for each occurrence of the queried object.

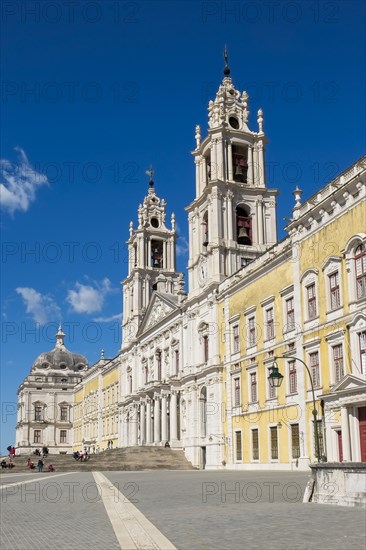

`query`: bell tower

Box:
[187,50,278,296]
[121,170,183,349]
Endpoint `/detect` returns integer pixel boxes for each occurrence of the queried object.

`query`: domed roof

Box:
[31,325,88,373]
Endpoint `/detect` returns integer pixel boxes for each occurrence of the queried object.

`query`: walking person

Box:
[37,458,44,472]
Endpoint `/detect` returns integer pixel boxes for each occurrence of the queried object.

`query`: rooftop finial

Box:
[55,323,65,348]
[223,45,230,76]
[146,166,154,188]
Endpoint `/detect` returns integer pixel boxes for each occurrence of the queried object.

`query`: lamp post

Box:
[267,356,321,463]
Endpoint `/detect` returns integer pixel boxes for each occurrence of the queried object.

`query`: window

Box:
[235,431,242,461]
[60,430,67,443]
[128,375,133,393]
[309,351,320,388]
[314,420,325,459]
[333,344,344,383]
[202,211,209,246]
[355,244,366,298]
[232,145,248,183]
[234,377,241,407]
[266,308,274,340]
[34,430,41,443]
[291,424,300,459]
[151,240,163,268]
[252,429,259,460]
[250,372,257,402]
[34,405,42,421]
[270,427,278,460]
[248,317,256,347]
[174,349,179,375]
[286,297,295,331]
[233,324,240,353]
[360,332,366,375]
[329,272,341,310]
[157,352,162,380]
[288,361,297,394]
[203,335,209,363]
[144,365,149,384]
[307,283,317,319]
[236,206,252,245]
[60,407,68,422]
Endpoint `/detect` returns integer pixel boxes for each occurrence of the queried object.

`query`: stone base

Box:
[310,462,366,508]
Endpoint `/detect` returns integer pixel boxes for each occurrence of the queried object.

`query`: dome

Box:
[31,325,88,373]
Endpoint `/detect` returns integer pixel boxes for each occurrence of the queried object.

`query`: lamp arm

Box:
[274,355,321,463]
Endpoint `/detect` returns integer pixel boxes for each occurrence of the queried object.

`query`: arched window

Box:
[151,240,163,268]
[202,211,209,247]
[236,206,252,245]
[156,351,162,380]
[355,244,366,299]
[232,144,248,182]
[200,387,207,437]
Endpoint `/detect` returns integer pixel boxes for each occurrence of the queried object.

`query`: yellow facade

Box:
[219,162,366,469]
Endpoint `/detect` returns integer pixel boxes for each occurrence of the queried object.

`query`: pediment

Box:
[138,292,179,334]
[331,373,366,393]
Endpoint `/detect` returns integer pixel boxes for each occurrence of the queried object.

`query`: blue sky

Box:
[1,0,365,453]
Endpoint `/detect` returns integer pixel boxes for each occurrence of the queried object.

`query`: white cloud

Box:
[93,313,122,323]
[0,147,49,215]
[67,278,115,314]
[16,287,61,325]
[176,235,189,256]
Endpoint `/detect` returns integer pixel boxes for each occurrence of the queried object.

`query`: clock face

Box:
[198,256,208,287]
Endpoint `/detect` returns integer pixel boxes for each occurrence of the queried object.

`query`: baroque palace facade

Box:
[17,62,366,469]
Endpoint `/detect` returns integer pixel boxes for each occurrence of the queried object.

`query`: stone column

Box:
[161,393,168,442]
[253,144,259,186]
[131,405,138,446]
[227,192,234,241]
[154,396,161,443]
[140,401,146,445]
[146,399,152,444]
[195,156,201,195]
[170,391,178,441]
[201,158,207,187]
[256,199,264,244]
[258,141,265,186]
[227,141,233,180]
[341,406,351,461]
[247,146,254,185]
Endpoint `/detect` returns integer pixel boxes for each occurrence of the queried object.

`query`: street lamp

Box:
[267,356,321,463]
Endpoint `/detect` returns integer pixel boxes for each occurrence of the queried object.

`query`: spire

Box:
[223,45,230,76]
[55,323,66,349]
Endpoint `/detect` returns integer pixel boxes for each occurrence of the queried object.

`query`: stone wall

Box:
[310,463,366,508]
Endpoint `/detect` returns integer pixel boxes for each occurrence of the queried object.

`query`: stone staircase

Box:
[1,447,196,473]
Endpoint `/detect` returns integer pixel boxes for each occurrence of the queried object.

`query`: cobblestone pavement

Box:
[1,470,365,550]
[104,470,366,550]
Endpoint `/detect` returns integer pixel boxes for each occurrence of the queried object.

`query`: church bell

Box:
[238,227,251,244]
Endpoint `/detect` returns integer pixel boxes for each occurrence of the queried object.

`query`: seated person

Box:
[1,460,7,469]
[48,464,55,472]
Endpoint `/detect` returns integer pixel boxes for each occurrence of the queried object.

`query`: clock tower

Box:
[187,51,278,296]
[121,171,184,349]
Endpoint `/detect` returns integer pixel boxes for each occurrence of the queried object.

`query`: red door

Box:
[358,407,366,462]
[337,430,343,462]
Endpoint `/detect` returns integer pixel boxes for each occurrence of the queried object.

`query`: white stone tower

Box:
[187,50,278,296]
[121,170,184,349]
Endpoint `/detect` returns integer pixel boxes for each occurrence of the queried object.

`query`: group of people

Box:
[1,459,15,469]
[33,446,49,457]
[27,457,54,472]
[72,450,89,462]
[6,446,16,459]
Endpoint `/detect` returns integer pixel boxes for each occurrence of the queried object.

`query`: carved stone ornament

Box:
[145,298,174,330]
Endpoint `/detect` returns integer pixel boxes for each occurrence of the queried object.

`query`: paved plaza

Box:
[1,470,365,549]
